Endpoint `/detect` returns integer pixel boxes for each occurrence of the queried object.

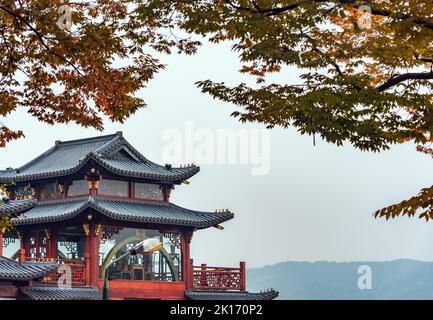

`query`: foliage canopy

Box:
[2,1,433,221]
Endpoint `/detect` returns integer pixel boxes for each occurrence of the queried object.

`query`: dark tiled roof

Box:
[185,290,279,300]
[20,286,102,300]
[0,256,57,281]
[0,133,199,183]
[12,196,234,229]
[0,199,37,217]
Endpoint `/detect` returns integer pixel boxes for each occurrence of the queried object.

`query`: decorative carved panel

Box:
[59,241,78,259]
[2,236,16,247]
[163,232,181,249]
[134,183,164,201]
[100,226,122,243]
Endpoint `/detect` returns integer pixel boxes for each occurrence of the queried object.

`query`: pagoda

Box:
[0,132,277,300]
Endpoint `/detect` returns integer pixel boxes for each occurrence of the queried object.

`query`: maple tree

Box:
[137,0,433,220]
[2,1,433,221]
[0,0,199,147]
[139,0,433,152]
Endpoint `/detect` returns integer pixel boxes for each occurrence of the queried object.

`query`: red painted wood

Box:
[97,279,186,300]
[181,232,191,290]
[240,261,246,291]
[87,224,100,287]
[91,180,97,196]
[35,232,40,258]
[23,233,30,258]
[41,261,86,285]
[189,259,194,289]
[191,264,245,291]
[129,181,134,198]
[19,248,25,263]
[48,232,57,259]
[84,253,91,286]
[0,284,18,298]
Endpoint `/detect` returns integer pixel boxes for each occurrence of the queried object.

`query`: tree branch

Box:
[223,0,325,16]
[0,5,84,76]
[223,0,433,31]
[377,72,433,92]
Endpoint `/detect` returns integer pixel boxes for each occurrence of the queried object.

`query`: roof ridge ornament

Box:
[215,208,231,213]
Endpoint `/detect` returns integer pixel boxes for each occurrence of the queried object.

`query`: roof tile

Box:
[185,290,279,300]
[11,197,234,229]
[0,257,57,281]
[20,286,101,300]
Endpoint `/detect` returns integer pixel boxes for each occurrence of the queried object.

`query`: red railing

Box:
[26,258,86,286]
[190,261,246,291]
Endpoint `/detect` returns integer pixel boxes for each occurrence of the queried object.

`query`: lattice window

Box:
[134,183,164,201]
[59,241,78,259]
[28,236,47,259]
[163,232,181,249]
[98,179,128,197]
[2,235,16,247]
[39,182,60,200]
[67,180,89,197]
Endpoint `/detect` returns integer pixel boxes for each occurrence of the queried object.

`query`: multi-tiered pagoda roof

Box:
[0,132,233,229]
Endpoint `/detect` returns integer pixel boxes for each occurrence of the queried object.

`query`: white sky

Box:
[2,41,433,268]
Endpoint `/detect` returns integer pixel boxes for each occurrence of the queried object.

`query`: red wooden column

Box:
[182,230,193,290]
[34,231,41,258]
[19,248,25,263]
[18,231,26,263]
[84,252,91,286]
[46,229,57,259]
[21,232,30,260]
[189,259,194,289]
[86,224,101,287]
[240,261,246,291]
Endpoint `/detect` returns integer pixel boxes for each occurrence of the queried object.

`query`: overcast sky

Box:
[2,40,433,268]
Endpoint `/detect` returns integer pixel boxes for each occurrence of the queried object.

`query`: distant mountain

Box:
[247,260,433,299]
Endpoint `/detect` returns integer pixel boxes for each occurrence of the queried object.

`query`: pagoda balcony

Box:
[25,258,87,286]
[24,256,247,293]
[189,260,246,291]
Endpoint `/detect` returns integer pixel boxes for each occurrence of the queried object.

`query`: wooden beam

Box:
[97,279,185,300]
